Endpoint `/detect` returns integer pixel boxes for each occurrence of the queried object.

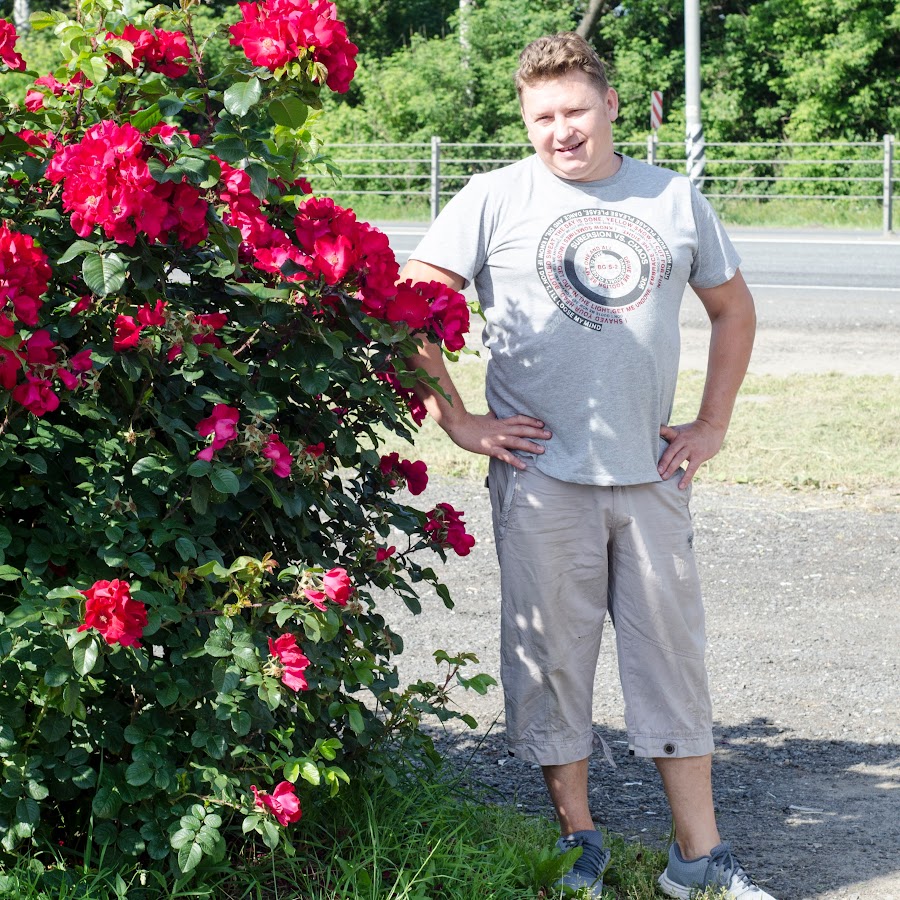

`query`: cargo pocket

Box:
[488,457,520,545]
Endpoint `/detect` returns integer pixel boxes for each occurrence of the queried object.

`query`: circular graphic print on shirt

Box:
[536,208,673,331]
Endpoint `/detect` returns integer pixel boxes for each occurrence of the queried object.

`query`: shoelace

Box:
[561,835,610,878]
[704,843,758,892]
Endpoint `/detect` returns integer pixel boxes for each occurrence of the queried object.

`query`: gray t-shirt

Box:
[411,153,740,485]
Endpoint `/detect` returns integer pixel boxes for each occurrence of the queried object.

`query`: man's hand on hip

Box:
[447,411,551,469]
[658,419,726,489]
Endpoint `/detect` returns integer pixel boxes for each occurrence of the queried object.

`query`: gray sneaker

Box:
[553,828,611,898]
[658,841,777,899]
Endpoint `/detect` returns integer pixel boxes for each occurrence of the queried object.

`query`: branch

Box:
[576,0,609,39]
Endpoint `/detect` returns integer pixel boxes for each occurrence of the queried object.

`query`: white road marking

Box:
[746,283,900,292]
[733,237,899,247]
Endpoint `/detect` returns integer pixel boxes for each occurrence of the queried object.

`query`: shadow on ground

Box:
[419,717,899,899]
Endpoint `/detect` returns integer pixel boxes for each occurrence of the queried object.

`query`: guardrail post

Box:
[647,133,657,166]
[884,134,894,235]
[430,136,441,222]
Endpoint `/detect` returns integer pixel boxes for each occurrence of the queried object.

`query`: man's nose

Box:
[553,117,573,142]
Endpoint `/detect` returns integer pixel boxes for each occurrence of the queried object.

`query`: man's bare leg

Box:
[542,758,594,834]
[655,753,721,859]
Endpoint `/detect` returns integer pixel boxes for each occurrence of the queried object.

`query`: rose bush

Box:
[0,0,484,879]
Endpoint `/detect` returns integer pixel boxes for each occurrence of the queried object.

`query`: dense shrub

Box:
[0,0,484,878]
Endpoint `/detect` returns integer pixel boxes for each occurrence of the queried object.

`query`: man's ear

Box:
[605,87,620,122]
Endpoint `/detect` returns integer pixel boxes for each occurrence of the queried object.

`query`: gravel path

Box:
[377,477,900,900]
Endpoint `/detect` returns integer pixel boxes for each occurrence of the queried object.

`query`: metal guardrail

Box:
[306,137,897,233]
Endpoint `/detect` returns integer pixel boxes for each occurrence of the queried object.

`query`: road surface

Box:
[381,224,900,376]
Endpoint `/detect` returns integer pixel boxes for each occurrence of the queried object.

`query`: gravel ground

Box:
[376,477,900,900]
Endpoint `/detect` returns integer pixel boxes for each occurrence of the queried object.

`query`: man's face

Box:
[520,70,619,183]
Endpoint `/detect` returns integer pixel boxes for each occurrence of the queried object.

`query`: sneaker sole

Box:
[657,870,693,900]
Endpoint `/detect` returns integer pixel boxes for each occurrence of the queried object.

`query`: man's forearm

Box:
[693,270,757,437]
[408,338,470,437]
[696,302,756,437]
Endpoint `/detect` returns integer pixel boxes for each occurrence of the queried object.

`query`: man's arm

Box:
[657,268,756,489]
[401,259,551,470]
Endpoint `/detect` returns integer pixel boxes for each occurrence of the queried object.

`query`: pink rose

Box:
[322,567,351,606]
[268,633,310,692]
[251,781,302,827]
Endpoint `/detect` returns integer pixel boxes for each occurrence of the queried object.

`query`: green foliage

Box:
[335,0,459,58]
[0,0,488,881]
[714,0,900,141]
[315,0,898,151]
[319,0,575,145]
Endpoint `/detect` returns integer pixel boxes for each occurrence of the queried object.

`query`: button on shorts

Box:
[488,457,714,767]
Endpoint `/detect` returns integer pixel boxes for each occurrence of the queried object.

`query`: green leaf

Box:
[230,710,251,736]
[170,827,197,850]
[72,639,99,676]
[44,666,70,687]
[268,96,308,129]
[174,537,196,562]
[22,453,47,473]
[346,704,365,735]
[0,526,10,550]
[260,819,280,849]
[211,136,246,163]
[57,240,99,265]
[156,682,179,706]
[91,785,122,819]
[105,36,134,67]
[16,797,39,826]
[129,552,155,577]
[46,586,85,600]
[93,822,118,846]
[297,760,320,786]
[232,644,259,672]
[0,565,21,582]
[224,78,262,117]
[177,839,204,874]
[82,252,127,297]
[131,104,163,132]
[125,759,153,787]
[187,459,211,477]
[210,468,240,495]
[81,54,108,85]
[26,780,49,801]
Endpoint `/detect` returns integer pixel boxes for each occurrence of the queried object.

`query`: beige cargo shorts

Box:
[488,456,714,767]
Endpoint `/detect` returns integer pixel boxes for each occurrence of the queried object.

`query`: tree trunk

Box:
[576,0,607,39]
[12,0,30,35]
[459,0,474,103]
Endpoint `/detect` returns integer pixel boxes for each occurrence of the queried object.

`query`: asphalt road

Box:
[383,223,900,326]
[384,222,900,375]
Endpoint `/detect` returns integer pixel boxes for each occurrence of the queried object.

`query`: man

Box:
[401,32,773,900]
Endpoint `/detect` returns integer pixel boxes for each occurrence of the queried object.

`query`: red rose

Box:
[424,502,476,557]
[0,19,26,72]
[268,633,310,692]
[251,781,302,826]
[262,434,292,478]
[322,567,351,606]
[12,374,59,417]
[113,315,143,351]
[77,579,147,647]
[196,404,240,459]
[384,283,431,331]
[137,300,167,327]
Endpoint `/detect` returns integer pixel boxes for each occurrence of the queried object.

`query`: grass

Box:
[2,774,741,900]
[710,197,885,230]
[334,193,887,232]
[379,358,900,496]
